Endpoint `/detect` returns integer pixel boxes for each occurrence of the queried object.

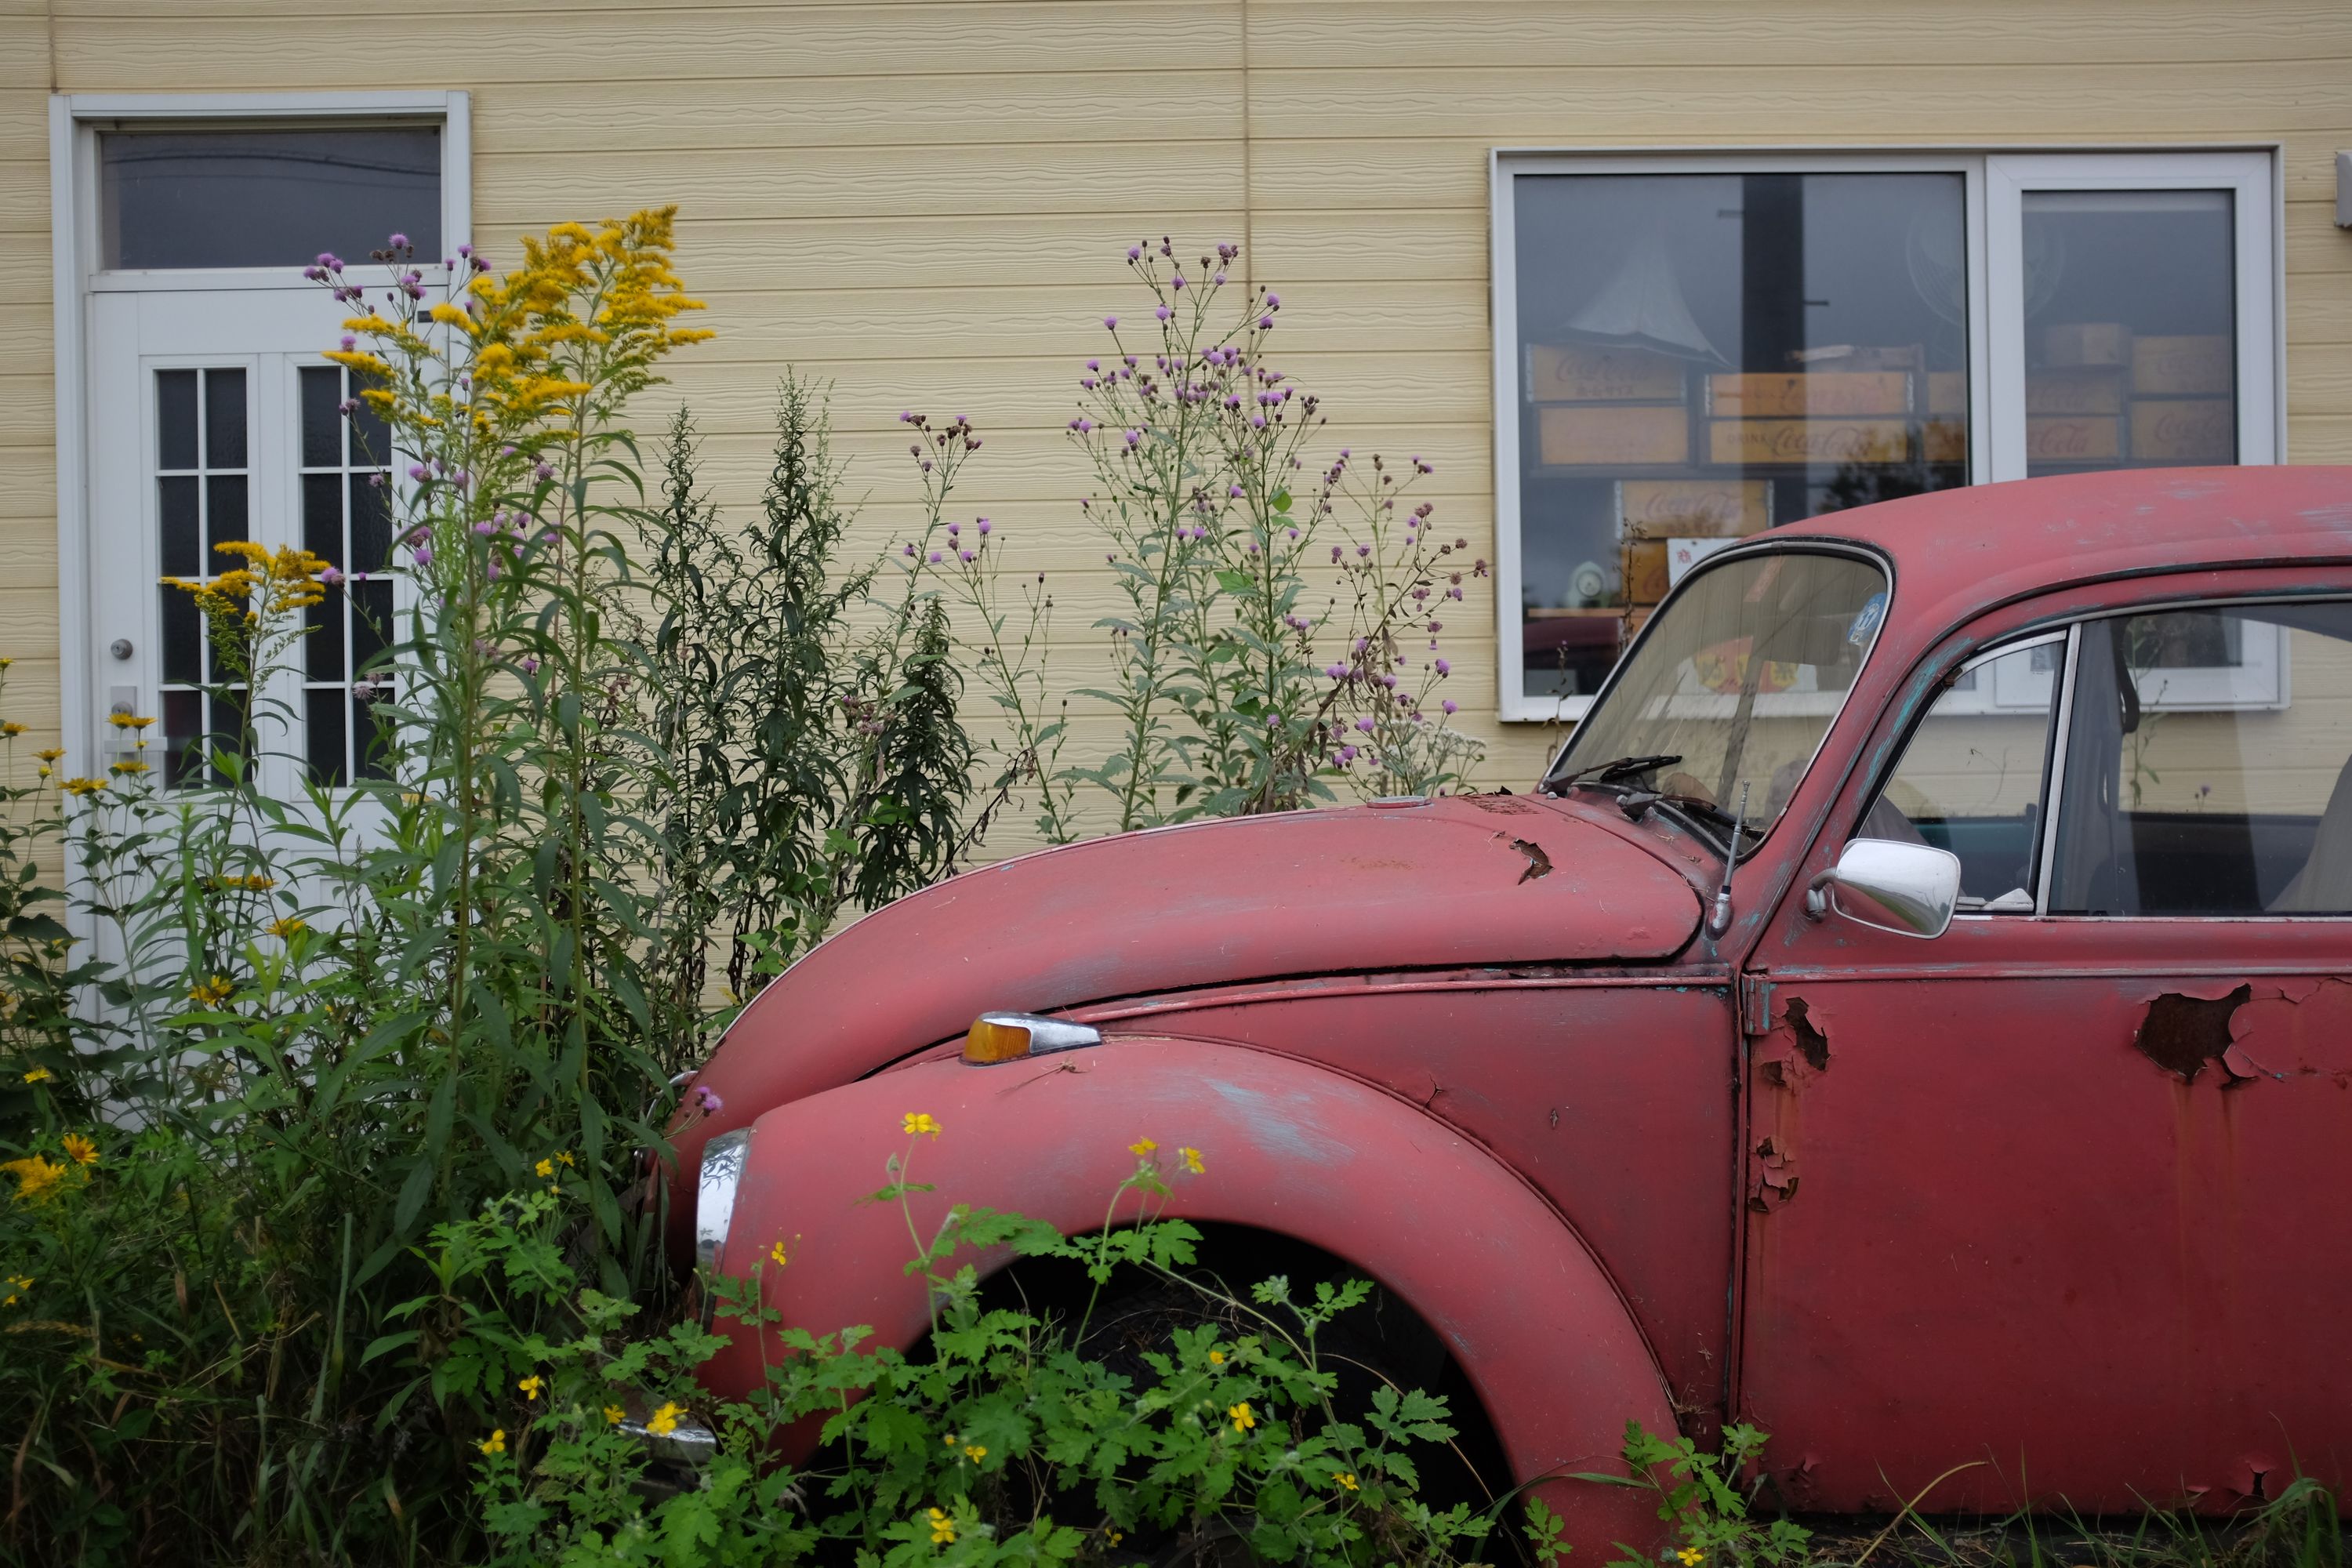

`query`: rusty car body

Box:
[671,466,2352,1550]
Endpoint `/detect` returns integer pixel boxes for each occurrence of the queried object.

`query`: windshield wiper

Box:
[1654,791,1764,845]
[1553,753,1682,789]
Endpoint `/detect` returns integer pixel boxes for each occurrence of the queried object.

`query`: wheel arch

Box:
[703,1036,1672,1555]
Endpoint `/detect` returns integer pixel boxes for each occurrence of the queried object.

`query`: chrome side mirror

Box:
[1805,838,1962,938]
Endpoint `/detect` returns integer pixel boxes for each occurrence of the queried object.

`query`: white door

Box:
[87,285,397,797]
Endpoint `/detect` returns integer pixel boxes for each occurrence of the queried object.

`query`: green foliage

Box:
[1573,1420,1813,1568]
[446,1137,1502,1568]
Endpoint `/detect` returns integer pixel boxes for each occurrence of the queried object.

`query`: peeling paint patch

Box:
[2135,985,2252,1082]
[1749,1135,1799,1213]
[1785,997,1829,1073]
[1203,1077,1353,1167]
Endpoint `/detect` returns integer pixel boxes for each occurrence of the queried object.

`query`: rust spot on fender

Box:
[1509,838,1554,884]
[1749,1135,1799,1212]
[2135,985,2252,1083]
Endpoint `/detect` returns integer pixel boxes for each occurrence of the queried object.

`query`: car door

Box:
[1738,583,2352,1515]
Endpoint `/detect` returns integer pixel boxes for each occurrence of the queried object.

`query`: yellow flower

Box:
[3,1274,31,1307]
[106,713,156,731]
[1128,1137,1158,1157]
[188,975,233,1006]
[267,917,307,939]
[1334,1472,1359,1492]
[110,760,150,776]
[3,1156,66,1204]
[646,1401,684,1437]
[0,724,22,738]
[902,1112,941,1139]
[769,1240,789,1269]
[534,1157,554,1178]
[21,1066,50,1084]
[517,1374,543,1401]
[35,768,48,779]
[1677,1550,1704,1566]
[478,1428,506,1455]
[1180,1146,1204,1175]
[60,1134,98,1167]
[1228,1401,1254,1434]
[927,1508,956,1545]
[34,748,63,762]
[554,1151,575,1167]
[1208,1349,1225,1366]
[60,778,107,797]
[1106,1530,1125,1548]
[604,1404,626,1425]
[963,1443,988,1464]
[943,1432,959,1448]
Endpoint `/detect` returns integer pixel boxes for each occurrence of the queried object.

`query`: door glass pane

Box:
[100,126,441,270]
[1510,172,1969,702]
[2022,190,2235,477]
[2051,605,2352,916]
[157,365,251,786]
[296,365,395,784]
[1861,641,2061,913]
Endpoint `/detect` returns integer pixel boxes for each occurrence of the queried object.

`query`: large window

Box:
[1493,151,2280,720]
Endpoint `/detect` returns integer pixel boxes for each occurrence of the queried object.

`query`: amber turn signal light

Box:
[961,1011,1104,1065]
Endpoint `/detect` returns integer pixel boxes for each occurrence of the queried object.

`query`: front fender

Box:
[703,1036,1672,1555]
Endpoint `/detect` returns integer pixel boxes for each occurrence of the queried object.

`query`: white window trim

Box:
[48,90,470,794]
[1488,144,2285,724]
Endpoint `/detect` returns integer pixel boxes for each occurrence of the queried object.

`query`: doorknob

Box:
[110,638,133,660]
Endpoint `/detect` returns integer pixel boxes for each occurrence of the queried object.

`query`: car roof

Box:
[1766,464,2352,649]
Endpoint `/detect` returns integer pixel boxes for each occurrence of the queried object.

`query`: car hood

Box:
[676,794,1701,1169]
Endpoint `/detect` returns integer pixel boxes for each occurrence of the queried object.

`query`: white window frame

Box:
[48,90,470,791]
[1488,145,2285,724]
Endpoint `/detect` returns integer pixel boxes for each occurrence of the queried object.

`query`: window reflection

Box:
[100,127,441,270]
[2020,190,2235,477]
[1512,173,1969,702]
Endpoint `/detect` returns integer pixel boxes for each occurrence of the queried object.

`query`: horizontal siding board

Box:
[53,6,1245,89]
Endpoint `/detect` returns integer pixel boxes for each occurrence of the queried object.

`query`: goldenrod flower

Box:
[60,1134,98,1167]
[478,1428,506,1455]
[1128,1137,1158,1157]
[769,1240,789,1268]
[3,1156,66,1204]
[963,1443,987,1464]
[902,1112,941,1139]
[188,976,233,1006]
[1333,1472,1359,1492]
[21,1066,50,1084]
[927,1508,956,1545]
[517,1374,543,1401]
[1180,1146,1204,1174]
[604,1404,626,1425]
[646,1402,684,1437]
[1228,1401,1254,1434]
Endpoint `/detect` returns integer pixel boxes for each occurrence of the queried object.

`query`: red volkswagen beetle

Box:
[671,466,2352,1551]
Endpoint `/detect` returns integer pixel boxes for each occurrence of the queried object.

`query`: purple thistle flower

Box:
[1434,659,1451,676]
[1338,745,1358,764]
[1326,663,1348,680]
[1104,316,1118,330]
[1259,316,1273,330]
[408,463,429,481]
[473,520,497,535]
[976,518,990,535]
[1171,274,1185,291]
[694,1083,724,1113]
[1213,271,1227,285]
[905,543,917,557]
[1265,292,1280,308]
[388,232,409,249]
[1442,699,1457,715]
[340,333,357,351]
[1156,306,1172,321]
[321,567,345,586]
[946,521,960,537]
[535,461,554,481]
[1127,246,1142,260]
[412,544,433,567]
[929,550,944,564]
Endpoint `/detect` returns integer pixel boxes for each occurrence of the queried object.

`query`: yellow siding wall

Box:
[5,1,2352,832]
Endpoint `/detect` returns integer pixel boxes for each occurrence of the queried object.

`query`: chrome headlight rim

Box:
[695,1126,753,1279]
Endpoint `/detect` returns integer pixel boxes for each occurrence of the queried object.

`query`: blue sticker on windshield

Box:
[1847,591,1887,648]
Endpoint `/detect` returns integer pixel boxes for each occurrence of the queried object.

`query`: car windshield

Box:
[1546,549,1889,844]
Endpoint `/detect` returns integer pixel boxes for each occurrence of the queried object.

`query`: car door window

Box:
[2049,603,2352,916]
[1857,637,2063,913]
